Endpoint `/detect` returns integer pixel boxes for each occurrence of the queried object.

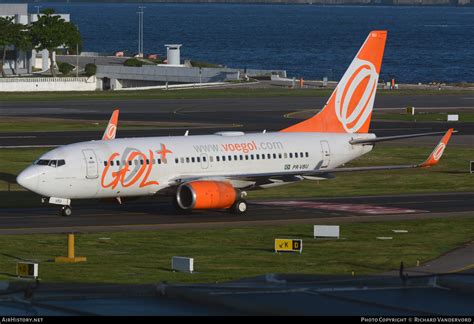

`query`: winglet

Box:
[419,128,454,168]
[102,109,119,141]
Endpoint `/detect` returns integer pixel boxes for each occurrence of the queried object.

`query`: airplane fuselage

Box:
[18,131,375,200]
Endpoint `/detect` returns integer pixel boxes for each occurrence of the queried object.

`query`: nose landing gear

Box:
[60,205,72,217]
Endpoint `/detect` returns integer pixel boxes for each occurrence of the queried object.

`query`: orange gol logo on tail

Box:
[432,143,446,162]
[335,59,378,133]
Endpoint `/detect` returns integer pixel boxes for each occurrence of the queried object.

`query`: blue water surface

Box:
[30,3,474,83]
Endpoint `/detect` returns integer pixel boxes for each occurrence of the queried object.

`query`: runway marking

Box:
[0,136,37,139]
[254,201,427,215]
[0,145,59,149]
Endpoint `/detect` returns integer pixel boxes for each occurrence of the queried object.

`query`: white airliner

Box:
[17,30,454,216]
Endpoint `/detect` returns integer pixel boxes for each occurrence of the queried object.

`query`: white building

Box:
[0,3,70,75]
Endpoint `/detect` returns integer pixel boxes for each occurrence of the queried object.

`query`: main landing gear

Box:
[229,190,248,214]
[230,199,247,214]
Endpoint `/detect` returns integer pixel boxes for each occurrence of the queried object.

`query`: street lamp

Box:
[137,7,145,58]
[76,24,80,78]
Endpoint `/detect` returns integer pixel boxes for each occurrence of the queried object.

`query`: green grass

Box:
[1,145,473,207]
[1,87,472,102]
[0,217,472,284]
[374,112,474,123]
[250,145,474,199]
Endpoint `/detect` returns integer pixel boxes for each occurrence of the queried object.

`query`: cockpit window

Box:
[34,159,66,167]
[35,159,50,166]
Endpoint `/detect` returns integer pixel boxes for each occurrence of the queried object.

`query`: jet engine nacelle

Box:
[176,181,237,210]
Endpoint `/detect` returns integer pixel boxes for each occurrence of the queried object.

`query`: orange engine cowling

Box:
[176,181,237,210]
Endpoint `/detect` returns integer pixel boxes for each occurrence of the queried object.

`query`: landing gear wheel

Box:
[230,200,247,214]
[60,205,72,217]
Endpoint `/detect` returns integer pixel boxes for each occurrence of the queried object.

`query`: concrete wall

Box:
[0,4,27,16]
[0,76,99,92]
[96,65,240,86]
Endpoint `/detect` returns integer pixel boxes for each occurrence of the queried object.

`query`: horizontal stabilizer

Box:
[350,130,457,145]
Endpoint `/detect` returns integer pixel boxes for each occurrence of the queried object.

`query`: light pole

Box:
[76,25,80,78]
[137,7,145,58]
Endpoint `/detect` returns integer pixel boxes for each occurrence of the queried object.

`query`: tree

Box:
[30,8,81,77]
[84,63,97,77]
[0,17,30,78]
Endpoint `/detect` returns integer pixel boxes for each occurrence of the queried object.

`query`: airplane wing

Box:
[168,128,454,188]
[102,109,120,141]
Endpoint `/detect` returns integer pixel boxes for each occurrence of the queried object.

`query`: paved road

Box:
[1,94,474,146]
[0,192,472,234]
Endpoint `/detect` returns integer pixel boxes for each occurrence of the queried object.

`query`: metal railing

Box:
[0,77,92,83]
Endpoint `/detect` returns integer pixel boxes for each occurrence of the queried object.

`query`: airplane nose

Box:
[16,167,40,192]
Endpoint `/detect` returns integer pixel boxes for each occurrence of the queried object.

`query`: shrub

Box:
[123,58,143,67]
[58,62,75,75]
[84,63,97,77]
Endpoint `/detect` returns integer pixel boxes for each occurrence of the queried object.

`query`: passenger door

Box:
[320,141,331,169]
[82,149,99,179]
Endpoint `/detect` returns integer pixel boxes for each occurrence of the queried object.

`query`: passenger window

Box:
[180,158,184,163]
[197,157,200,163]
[267,154,271,159]
[175,158,179,164]
[306,152,309,157]
[278,153,282,159]
[163,158,167,164]
[116,160,120,166]
[222,156,226,161]
[210,156,214,162]
[300,152,304,157]
[128,160,132,166]
[203,156,207,162]
[295,152,298,158]
[251,155,254,160]
[110,161,114,166]
[216,156,220,162]
[186,157,190,163]
[192,157,195,163]
[152,159,156,164]
[234,155,237,161]
[134,160,138,166]
[245,155,249,160]
[103,161,107,166]
[289,153,293,158]
[157,159,161,164]
[284,153,288,159]
[140,160,144,165]
[273,153,277,159]
[240,155,243,160]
